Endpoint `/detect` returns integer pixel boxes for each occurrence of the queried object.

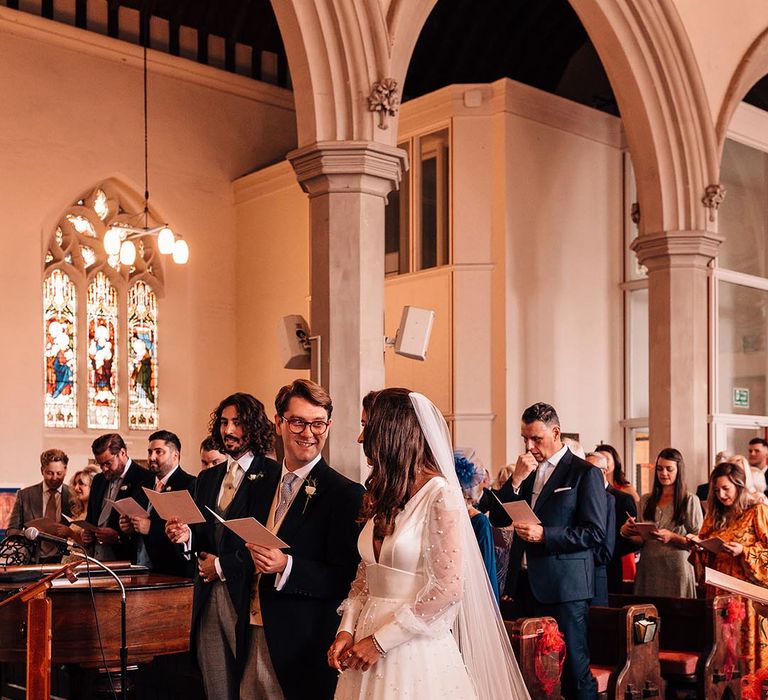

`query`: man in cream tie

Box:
[494,402,606,700]
[242,379,364,700]
[165,394,279,700]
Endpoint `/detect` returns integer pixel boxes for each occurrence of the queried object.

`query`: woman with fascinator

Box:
[328,388,530,699]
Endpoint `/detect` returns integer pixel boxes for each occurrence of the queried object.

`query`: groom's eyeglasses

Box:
[281,416,330,436]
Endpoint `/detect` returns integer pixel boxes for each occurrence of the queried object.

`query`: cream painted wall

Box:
[0,10,296,487]
[233,162,310,418]
[502,97,624,461]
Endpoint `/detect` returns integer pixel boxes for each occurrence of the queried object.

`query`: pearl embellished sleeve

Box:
[374,486,464,652]
[337,560,369,635]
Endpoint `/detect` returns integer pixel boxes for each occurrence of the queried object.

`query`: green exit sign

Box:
[733,388,750,409]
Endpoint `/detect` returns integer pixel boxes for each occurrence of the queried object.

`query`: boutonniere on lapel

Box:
[248,471,265,482]
[164,485,172,492]
[119,484,128,492]
[302,477,318,514]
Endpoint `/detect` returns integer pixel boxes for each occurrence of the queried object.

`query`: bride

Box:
[328,388,531,699]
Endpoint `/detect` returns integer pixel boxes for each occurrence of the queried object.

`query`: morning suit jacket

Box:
[606,485,638,593]
[188,454,280,680]
[495,448,607,604]
[143,466,196,577]
[257,458,364,700]
[86,460,155,561]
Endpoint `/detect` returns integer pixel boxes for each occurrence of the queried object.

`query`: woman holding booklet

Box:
[620,447,702,597]
[689,461,768,672]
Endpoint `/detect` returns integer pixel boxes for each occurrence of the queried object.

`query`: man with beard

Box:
[118,430,196,576]
[83,433,154,561]
[166,393,279,700]
[8,448,73,562]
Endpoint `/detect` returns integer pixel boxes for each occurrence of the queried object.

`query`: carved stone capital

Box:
[630,229,724,272]
[368,79,400,130]
[287,141,408,199]
[702,184,726,222]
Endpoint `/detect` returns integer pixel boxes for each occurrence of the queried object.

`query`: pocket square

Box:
[554,487,572,493]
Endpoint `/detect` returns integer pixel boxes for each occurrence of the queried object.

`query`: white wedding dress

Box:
[334,476,479,699]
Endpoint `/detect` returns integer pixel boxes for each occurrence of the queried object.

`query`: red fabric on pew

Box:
[590,665,612,693]
[658,650,699,676]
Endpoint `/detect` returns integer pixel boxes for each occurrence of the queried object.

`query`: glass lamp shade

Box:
[103,226,123,255]
[120,240,137,265]
[172,239,189,264]
[158,226,175,255]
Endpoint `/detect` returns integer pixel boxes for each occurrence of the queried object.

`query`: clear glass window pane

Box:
[721,426,766,459]
[385,142,410,276]
[417,129,449,271]
[718,280,768,415]
[628,288,649,418]
[719,139,768,277]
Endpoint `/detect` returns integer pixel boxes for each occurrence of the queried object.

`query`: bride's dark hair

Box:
[359,387,440,538]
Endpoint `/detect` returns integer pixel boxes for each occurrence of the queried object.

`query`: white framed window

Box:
[385,127,451,275]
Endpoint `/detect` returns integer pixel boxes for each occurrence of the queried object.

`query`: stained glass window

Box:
[128,282,158,430]
[87,272,119,429]
[43,270,77,428]
[45,184,165,433]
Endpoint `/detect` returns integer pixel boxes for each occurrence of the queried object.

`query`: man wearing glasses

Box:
[243,379,364,700]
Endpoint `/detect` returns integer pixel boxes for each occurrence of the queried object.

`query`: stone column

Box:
[288,141,407,481]
[631,230,722,484]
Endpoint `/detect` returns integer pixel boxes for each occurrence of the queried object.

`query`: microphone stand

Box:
[67,544,128,700]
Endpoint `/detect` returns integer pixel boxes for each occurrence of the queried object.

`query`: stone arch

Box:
[716,27,768,156]
[273,0,719,235]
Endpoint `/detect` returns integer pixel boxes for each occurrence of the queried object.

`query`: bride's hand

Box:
[327,631,354,671]
[342,635,382,672]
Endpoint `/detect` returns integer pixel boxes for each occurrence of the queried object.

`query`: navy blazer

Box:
[497,448,606,604]
[607,485,638,593]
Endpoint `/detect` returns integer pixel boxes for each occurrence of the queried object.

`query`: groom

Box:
[243,379,364,700]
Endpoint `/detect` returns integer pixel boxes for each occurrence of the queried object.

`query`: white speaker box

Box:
[394,306,435,361]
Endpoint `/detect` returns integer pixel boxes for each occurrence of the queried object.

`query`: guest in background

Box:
[727,454,767,506]
[8,448,73,561]
[562,436,586,460]
[747,437,768,477]
[200,436,227,471]
[454,451,500,603]
[596,443,639,505]
[690,462,768,673]
[751,468,768,505]
[494,465,514,490]
[585,452,619,604]
[69,466,98,519]
[621,448,702,597]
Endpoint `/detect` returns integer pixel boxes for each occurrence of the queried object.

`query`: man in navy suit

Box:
[495,402,606,700]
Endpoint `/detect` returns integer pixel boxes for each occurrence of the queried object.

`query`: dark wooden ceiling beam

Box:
[226,0,252,73]
[75,0,87,29]
[107,0,120,39]
[139,0,158,48]
[168,0,184,56]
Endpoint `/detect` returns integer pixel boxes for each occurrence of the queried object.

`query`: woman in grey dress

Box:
[620,448,703,597]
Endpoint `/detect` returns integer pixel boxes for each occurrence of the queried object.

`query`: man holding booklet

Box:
[117,430,196,576]
[492,402,606,700]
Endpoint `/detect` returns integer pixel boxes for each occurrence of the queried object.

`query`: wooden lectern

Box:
[0,562,79,700]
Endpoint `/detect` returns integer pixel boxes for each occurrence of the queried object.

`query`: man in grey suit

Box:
[8,448,73,561]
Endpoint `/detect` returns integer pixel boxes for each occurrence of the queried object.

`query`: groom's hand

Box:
[246,543,288,574]
[327,631,353,671]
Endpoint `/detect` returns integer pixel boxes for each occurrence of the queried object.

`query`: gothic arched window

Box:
[43,183,163,431]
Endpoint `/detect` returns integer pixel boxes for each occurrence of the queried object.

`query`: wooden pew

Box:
[505,617,564,700]
[609,593,743,700]
[589,604,663,700]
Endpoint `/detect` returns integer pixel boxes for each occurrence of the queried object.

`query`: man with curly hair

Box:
[166,392,279,700]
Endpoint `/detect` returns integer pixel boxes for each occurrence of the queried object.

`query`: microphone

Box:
[23,526,77,550]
